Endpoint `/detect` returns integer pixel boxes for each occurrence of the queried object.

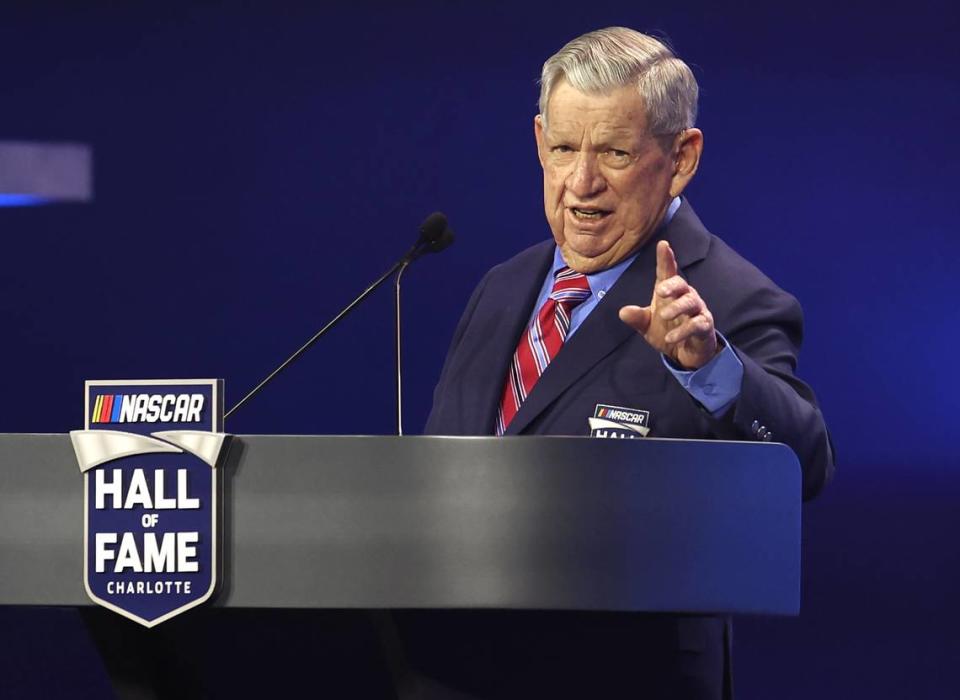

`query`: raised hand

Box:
[618,240,720,370]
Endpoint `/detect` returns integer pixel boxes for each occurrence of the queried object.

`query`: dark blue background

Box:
[1,1,958,697]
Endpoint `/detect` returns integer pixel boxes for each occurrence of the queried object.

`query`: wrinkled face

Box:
[535,80,677,273]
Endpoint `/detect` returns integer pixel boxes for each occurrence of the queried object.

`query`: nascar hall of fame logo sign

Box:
[69,379,227,627]
[588,403,651,439]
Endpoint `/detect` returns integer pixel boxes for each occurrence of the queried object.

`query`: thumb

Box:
[619,305,652,334]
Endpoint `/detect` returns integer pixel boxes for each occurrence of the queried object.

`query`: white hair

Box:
[539,27,699,136]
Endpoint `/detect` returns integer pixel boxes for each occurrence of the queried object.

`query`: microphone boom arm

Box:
[224,213,453,422]
[224,257,406,421]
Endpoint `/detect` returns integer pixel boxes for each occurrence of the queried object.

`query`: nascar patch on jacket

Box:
[588,403,650,439]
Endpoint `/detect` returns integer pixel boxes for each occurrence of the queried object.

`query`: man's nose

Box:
[566,151,606,198]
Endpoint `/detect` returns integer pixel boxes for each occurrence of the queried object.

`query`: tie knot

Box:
[549,267,591,306]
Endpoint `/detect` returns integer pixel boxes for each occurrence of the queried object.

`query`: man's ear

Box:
[534,114,546,168]
[669,128,703,198]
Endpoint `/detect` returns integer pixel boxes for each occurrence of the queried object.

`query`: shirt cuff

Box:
[661,334,744,416]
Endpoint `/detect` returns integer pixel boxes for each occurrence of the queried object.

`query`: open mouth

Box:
[570,207,611,220]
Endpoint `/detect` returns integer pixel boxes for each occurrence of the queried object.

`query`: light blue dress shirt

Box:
[530,197,744,416]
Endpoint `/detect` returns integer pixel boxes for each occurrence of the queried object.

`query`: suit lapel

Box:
[504,200,710,435]
[469,242,554,433]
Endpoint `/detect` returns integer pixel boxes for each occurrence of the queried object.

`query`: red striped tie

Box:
[496,267,592,435]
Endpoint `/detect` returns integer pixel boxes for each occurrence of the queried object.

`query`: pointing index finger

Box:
[656,240,678,283]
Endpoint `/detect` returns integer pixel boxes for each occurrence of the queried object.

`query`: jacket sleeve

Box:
[705,280,835,501]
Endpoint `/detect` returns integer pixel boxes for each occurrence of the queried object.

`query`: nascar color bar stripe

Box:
[91,394,123,423]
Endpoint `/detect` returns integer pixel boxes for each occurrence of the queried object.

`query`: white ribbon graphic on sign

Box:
[70,430,226,472]
[151,431,226,467]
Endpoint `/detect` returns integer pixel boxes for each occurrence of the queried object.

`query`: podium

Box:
[0,434,800,615]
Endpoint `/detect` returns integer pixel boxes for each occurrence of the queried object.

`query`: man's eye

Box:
[602,149,633,167]
[551,145,573,153]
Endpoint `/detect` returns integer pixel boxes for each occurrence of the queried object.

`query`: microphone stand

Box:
[394,261,410,436]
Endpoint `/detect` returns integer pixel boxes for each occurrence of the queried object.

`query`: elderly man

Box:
[405,27,834,700]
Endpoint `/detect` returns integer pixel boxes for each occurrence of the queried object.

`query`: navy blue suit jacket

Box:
[426,199,834,499]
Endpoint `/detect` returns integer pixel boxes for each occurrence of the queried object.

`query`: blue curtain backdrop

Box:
[1,1,957,698]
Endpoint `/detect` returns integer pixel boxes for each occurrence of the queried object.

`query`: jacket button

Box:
[762,432,774,442]
[751,420,760,433]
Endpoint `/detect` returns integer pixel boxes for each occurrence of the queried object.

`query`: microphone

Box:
[225,212,455,421]
[403,211,453,262]
[423,227,455,255]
